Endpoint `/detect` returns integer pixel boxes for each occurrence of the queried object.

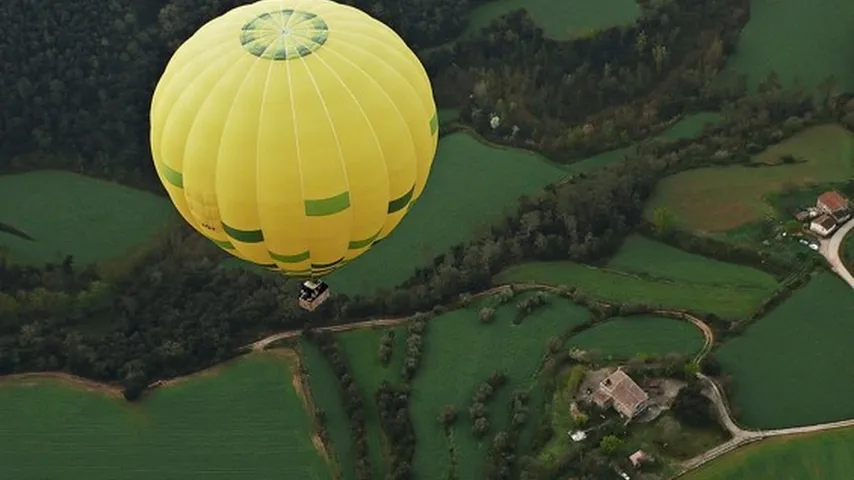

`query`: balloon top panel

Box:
[240,9,329,61]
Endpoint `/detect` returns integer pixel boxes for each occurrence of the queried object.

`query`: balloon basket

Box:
[299,280,330,311]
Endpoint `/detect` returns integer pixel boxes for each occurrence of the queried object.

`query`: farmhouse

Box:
[592,369,649,419]
[817,191,851,223]
[810,214,838,237]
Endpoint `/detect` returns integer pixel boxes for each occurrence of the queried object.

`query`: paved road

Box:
[819,219,854,288]
[677,372,854,476]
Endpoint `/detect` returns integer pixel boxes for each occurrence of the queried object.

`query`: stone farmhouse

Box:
[810,191,851,237]
[592,369,649,419]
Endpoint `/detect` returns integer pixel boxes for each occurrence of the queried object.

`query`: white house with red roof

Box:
[810,191,851,237]
[817,191,851,222]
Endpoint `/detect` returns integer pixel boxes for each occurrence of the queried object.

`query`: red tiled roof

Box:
[599,369,648,417]
[818,191,848,212]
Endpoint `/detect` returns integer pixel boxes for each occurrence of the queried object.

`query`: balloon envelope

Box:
[151,0,438,278]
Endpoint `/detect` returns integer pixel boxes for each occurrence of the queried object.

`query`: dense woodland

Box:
[1,0,854,477]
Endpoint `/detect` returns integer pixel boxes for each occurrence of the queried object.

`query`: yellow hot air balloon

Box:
[150,0,438,310]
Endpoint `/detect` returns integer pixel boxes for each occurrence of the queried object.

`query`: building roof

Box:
[599,369,649,417]
[629,450,649,467]
[818,191,848,212]
[592,389,612,407]
[812,213,837,230]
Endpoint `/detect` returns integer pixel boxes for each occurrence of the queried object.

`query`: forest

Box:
[1,0,853,399]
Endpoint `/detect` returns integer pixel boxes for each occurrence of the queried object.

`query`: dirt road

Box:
[820,219,854,288]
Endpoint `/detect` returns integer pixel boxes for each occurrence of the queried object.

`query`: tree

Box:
[437,405,458,428]
[479,307,496,324]
[672,382,717,428]
[473,417,491,438]
[700,354,722,376]
[599,434,623,455]
[652,207,677,234]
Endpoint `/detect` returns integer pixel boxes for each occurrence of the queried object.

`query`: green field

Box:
[411,293,591,480]
[657,112,724,141]
[335,327,407,478]
[0,171,175,265]
[496,236,778,319]
[608,235,779,289]
[327,133,564,295]
[686,427,854,479]
[0,354,329,479]
[299,341,357,480]
[723,0,854,91]
[565,146,634,174]
[717,273,854,429]
[466,0,640,40]
[567,315,704,359]
[644,124,854,232]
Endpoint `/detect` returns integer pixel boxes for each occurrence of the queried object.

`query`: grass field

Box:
[717,272,854,429]
[335,327,407,478]
[644,124,854,232]
[0,171,174,265]
[0,354,329,480]
[327,133,564,295]
[411,292,591,480]
[567,315,704,359]
[657,112,724,141]
[686,427,854,479]
[466,0,640,40]
[299,341,357,480]
[565,146,634,174]
[722,0,854,92]
[608,235,779,289]
[496,236,778,319]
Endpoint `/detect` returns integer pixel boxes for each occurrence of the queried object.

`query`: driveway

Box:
[819,219,854,288]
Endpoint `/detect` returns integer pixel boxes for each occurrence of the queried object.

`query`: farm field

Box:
[466,0,640,40]
[608,235,779,289]
[685,427,854,480]
[567,315,704,359]
[0,354,329,480]
[717,272,854,429]
[722,0,854,91]
[299,341,357,480]
[657,112,724,141]
[0,171,174,266]
[411,292,591,480]
[327,132,564,296]
[334,327,407,479]
[565,146,634,174]
[496,236,778,319]
[644,124,854,232]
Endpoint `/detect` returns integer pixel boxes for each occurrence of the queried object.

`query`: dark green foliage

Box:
[672,382,717,428]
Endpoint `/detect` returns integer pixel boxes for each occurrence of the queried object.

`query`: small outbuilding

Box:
[629,450,651,468]
[810,214,838,237]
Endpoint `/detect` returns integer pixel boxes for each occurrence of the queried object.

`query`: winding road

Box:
[675,223,854,476]
[819,218,854,288]
[676,372,854,476]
